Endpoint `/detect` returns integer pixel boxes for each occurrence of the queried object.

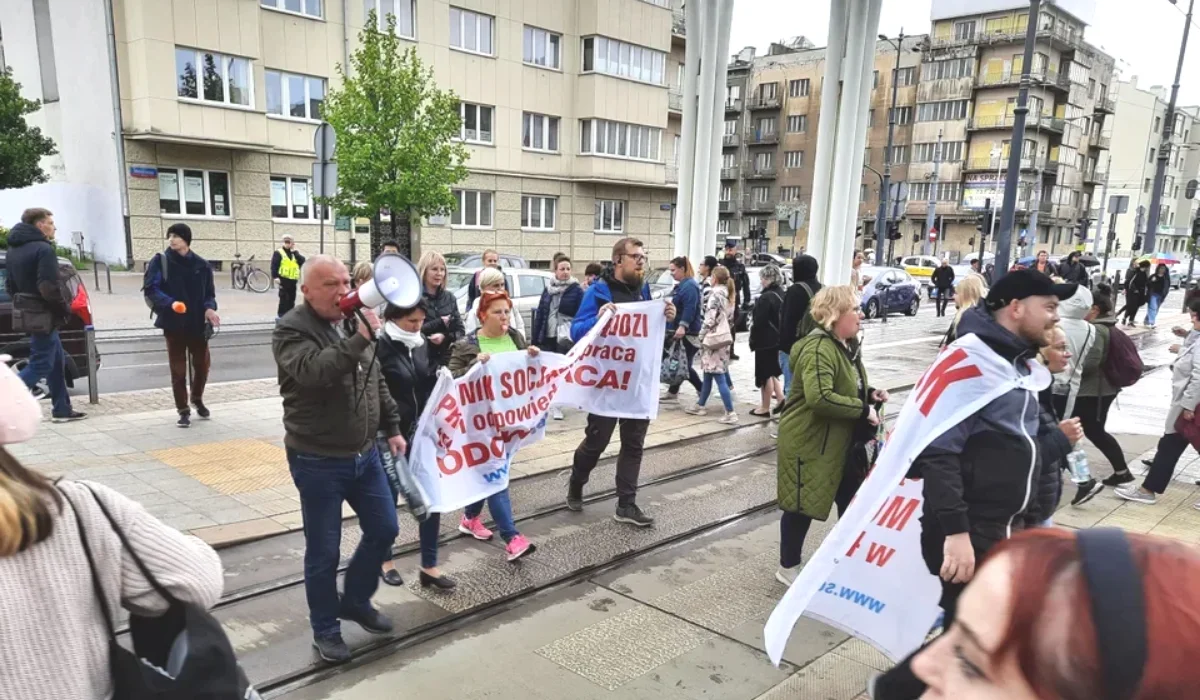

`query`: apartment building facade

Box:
[1,0,682,268]
[719,36,924,256]
[1104,78,1200,256]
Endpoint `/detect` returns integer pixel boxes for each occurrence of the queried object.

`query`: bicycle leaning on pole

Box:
[229,253,273,293]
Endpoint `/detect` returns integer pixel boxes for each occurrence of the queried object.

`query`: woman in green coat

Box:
[776,285,887,586]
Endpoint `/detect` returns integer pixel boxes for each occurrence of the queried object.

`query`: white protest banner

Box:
[409,302,666,512]
[763,334,1051,663]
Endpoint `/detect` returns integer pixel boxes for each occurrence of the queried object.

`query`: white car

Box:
[446,266,556,331]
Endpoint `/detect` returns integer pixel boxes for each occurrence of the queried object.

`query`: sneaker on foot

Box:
[775,565,800,587]
[719,411,739,425]
[30,386,48,401]
[193,400,210,419]
[769,421,779,439]
[1103,470,1136,487]
[1114,484,1157,504]
[1194,501,1200,511]
[550,406,564,421]
[176,412,191,429]
[1070,479,1105,506]
[684,404,707,416]
[312,634,352,664]
[614,503,654,527]
[660,392,679,403]
[505,534,536,561]
[51,411,87,423]
[458,515,494,541]
[566,482,584,512]
[338,603,393,634]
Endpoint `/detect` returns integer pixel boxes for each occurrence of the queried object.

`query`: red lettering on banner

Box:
[600,313,649,338]
[846,531,866,558]
[915,348,982,416]
[874,496,919,532]
[865,543,897,567]
[435,394,466,432]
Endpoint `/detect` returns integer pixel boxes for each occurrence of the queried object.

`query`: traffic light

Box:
[976,210,994,239]
[1191,216,1200,240]
[1187,179,1198,200]
[887,220,902,240]
[1076,218,1091,241]
[1133,234,1144,252]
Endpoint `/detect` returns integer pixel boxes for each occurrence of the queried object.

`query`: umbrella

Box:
[1138,253,1181,265]
[1079,252,1101,267]
[1017,255,1036,266]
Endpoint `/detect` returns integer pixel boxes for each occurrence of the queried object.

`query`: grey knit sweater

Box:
[0,481,224,700]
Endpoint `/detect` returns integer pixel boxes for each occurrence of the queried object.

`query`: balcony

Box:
[929,21,1086,52]
[724,98,743,113]
[1096,96,1116,114]
[719,200,733,212]
[743,196,777,212]
[672,8,686,37]
[1088,133,1111,150]
[745,129,778,145]
[1083,169,1107,186]
[748,93,781,110]
[976,68,1069,93]
[746,165,777,179]
[666,163,678,183]
[669,88,682,113]
[1042,159,1059,176]
[967,114,1063,134]
[722,133,740,147]
[963,155,1044,172]
[720,166,740,180]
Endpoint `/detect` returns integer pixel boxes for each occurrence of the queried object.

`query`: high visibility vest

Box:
[278,249,300,280]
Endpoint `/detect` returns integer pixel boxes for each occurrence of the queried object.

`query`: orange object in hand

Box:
[172,301,187,314]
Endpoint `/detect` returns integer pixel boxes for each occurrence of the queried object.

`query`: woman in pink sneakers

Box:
[447,290,537,562]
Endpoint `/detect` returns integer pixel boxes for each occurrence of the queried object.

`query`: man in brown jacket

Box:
[272,254,406,665]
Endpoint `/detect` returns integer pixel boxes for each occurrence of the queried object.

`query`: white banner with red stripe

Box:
[764,333,1051,663]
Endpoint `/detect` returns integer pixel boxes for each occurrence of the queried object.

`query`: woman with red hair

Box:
[901,527,1200,699]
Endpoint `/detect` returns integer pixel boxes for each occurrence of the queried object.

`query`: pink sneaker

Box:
[505,534,536,562]
[458,516,494,541]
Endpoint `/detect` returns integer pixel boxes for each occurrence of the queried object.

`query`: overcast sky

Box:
[729,0,1200,105]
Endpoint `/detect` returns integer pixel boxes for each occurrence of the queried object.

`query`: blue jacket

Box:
[667,277,701,336]
[143,249,217,335]
[571,277,651,341]
[532,281,583,350]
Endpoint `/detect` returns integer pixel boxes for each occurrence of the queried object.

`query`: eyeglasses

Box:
[622,253,648,263]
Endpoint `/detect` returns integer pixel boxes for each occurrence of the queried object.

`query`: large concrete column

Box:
[702,0,735,257]
[687,0,719,265]
[674,0,703,257]
[805,0,849,263]
[836,0,883,280]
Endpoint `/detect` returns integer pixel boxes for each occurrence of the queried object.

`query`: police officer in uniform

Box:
[271,234,306,319]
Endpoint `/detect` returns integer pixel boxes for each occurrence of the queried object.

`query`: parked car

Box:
[0,251,94,388]
[646,268,675,301]
[442,251,529,269]
[901,255,941,287]
[748,252,788,268]
[860,266,921,319]
[447,266,554,330]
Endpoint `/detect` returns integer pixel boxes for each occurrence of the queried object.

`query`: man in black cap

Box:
[870,270,1076,699]
[142,223,220,428]
[719,239,751,359]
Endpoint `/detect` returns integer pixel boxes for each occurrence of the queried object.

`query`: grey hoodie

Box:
[1052,285,1095,418]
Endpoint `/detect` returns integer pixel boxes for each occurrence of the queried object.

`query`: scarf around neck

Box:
[382,321,425,349]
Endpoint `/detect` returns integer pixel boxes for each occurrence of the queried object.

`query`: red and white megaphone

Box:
[338,253,423,317]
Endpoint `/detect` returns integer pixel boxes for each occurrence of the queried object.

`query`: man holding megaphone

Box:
[272,253,422,665]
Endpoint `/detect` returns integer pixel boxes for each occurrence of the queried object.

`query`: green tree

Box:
[0,68,58,190]
[320,10,468,257]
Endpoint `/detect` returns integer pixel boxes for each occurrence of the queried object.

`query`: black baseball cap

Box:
[985,269,1077,310]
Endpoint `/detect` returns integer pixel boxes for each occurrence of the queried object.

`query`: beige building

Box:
[4,0,683,268]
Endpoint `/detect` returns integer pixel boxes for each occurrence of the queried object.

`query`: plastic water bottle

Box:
[1068,449,1092,484]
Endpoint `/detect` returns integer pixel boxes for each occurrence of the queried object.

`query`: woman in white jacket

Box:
[1114,297,1200,507]
[1050,285,1095,420]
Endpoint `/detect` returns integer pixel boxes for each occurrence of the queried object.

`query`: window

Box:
[910,182,961,202]
[158,168,231,217]
[176,48,253,107]
[522,112,559,151]
[868,109,875,127]
[452,189,494,227]
[752,186,770,203]
[270,176,329,221]
[757,116,777,135]
[581,36,666,85]
[265,71,325,120]
[788,78,810,97]
[449,7,493,55]
[717,219,730,234]
[890,106,913,125]
[925,57,973,80]
[758,82,778,100]
[780,186,801,201]
[953,20,976,41]
[32,0,58,103]
[755,152,773,170]
[263,0,322,19]
[784,150,804,168]
[1154,116,1162,133]
[894,66,917,86]
[521,196,557,230]
[786,115,808,133]
[889,145,908,164]
[720,185,732,201]
[721,152,735,168]
[873,71,879,88]
[724,119,737,135]
[579,119,662,161]
[523,26,561,69]
[366,0,417,38]
[595,199,625,232]
[1150,148,1156,164]
[860,183,868,201]
[864,147,871,163]
[458,103,494,144]
[916,100,968,122]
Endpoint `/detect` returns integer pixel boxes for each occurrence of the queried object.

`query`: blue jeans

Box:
[1146,294,1162,325]
[382,463,443,570]
[19,330,72,417]
[463,488,520,543]
[288,446,400,639]
[778,350,793,394]
[698,372,734,412]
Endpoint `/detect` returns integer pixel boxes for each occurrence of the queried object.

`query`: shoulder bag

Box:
[61,483,260,699]
[701,302,733,350]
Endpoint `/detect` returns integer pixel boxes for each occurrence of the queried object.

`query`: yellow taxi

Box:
[901,255,941,285]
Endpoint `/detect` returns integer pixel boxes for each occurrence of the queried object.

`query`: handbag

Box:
[12,293,55,333]
[1175,409,1200,451]
[701,305,733,350]
[846,400,884,481]
[61,483,260,700]
[660,339,690,385]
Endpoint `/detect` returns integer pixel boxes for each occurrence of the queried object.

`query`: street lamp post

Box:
[1144,0,1195,254]
[876,30,905,271]
[994,0,1041,281]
